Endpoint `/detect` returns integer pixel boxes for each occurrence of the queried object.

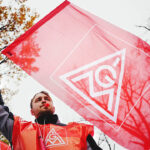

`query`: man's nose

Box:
[41,98,46,103]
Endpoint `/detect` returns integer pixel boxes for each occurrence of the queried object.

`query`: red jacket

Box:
[12,116,94,150]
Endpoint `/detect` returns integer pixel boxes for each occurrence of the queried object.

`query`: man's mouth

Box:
[44,103,50,108]
[41,103,49,108]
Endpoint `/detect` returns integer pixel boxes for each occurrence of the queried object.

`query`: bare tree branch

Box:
[136,25,150,31]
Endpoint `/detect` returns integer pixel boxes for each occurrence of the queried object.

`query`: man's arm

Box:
[0,90,14,144]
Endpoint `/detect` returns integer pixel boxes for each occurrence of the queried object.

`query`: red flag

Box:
[2,1,150,149]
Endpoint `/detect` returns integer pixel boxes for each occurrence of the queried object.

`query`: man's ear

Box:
[30,109,34,116]
[52,106,55,114]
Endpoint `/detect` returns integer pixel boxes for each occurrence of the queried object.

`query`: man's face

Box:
[31,93,55,118]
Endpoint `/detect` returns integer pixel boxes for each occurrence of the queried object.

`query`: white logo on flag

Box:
[60,49,126,123]
[45,128,66,148]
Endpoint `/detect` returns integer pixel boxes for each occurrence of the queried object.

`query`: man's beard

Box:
[37,110,52,118]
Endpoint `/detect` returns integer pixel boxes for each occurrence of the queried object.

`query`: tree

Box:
[0,0,40,100]
[136,17,150,45]
[0,0,39,145]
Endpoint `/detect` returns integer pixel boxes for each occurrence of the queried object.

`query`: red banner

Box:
[2,1,150,149]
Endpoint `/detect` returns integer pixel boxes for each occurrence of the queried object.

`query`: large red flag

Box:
[2,1,150,149]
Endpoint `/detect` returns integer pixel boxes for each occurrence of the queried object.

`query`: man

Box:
[0,90,102,150]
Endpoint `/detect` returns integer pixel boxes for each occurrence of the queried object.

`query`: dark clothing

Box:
[0,91,14,145]
[35,113,59,125]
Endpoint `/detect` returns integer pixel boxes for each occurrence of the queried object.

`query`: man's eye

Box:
[37,97,41,101]
[45,97,50,101]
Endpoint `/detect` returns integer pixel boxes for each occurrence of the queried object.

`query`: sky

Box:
[26,0,150,38]
[3,0,150,149]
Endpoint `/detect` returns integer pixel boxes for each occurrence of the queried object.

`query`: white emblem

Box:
[60,49,126,123]
[45,128,66,148]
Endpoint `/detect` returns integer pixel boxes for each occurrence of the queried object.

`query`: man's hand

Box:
[0,90,4,105]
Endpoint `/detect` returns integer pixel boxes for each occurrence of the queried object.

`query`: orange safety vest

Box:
[0,141,11,150]
[12,116,94,150]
